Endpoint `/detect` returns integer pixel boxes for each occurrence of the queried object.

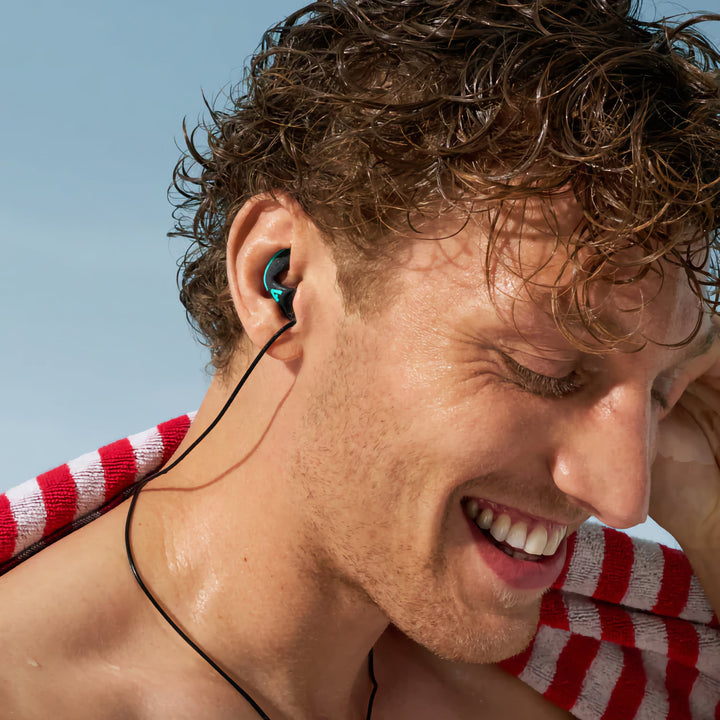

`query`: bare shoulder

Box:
[0,505,248,720]
[0,505,140,719]
[374,627,576,720]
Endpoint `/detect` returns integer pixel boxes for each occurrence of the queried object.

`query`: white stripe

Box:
[519,625,570,695]
[688,671,720,719]
[567,594,602,641]
[681,573,715,625]
[69,450,107,519]
[564,523,604,597]
[696,623,719,677]
[635,652,669,720]
[128,413,196,482]
[5,478,47,555]
[571,640,624,718]
[628,610,668,661]
[622,535,664,612]
[128,426,166,481]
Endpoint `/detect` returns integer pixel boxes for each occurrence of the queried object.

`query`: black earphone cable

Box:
[124,318,378,719]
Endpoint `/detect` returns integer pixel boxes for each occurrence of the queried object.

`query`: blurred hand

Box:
[651,318,720,551]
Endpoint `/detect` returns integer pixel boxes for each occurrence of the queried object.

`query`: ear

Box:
[226,194,310,361]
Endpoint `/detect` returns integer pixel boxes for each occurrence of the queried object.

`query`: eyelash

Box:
[501,354,582,399]
[502,355,671,408]
[650,388,669,410]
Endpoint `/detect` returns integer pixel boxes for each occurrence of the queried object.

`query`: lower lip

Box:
[464,513,567,591]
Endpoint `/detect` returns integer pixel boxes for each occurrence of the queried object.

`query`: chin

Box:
[394,594,542,665]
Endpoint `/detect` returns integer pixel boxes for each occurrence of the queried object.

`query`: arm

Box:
[651,325,720,617]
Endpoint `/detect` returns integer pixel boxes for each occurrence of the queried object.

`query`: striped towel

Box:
[1,414,719,718]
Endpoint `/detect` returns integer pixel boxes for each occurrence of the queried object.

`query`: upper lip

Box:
[462,494,588,531]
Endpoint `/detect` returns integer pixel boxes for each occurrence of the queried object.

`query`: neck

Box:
[126,364,387,720]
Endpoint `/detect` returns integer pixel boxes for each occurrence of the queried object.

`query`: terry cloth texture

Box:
[1,414,719,719]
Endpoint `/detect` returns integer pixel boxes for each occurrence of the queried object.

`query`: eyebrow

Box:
[675,322,719,365]
[650,323,718,410]
[560,306,719,364]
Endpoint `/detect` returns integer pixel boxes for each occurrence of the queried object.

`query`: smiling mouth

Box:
[462,498,568,563]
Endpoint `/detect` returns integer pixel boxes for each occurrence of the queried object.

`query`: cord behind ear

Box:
[263,249,296,321]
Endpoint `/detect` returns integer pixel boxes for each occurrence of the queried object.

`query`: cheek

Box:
[392,363,541,475]
[383,324,535,467]
[308,316,551,496]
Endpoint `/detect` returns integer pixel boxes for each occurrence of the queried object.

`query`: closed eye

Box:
[500,353,582,399]
[503,353,671,408]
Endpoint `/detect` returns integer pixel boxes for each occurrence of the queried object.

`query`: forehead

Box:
[399,195,704,351]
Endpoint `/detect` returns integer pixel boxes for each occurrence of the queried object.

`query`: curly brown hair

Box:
[171,0,720,372]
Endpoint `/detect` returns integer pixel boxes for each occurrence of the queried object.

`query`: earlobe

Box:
[226,195,305,362]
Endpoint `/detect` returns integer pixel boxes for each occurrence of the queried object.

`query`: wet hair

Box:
[171,0,720,371]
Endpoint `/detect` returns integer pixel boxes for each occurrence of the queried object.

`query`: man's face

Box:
[290,196,709,664]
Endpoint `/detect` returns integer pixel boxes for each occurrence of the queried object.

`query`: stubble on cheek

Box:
[288,323,409,565]
[290,321,543,665]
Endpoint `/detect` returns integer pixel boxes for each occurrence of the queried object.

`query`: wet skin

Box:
[282,200,711,669]
[1,194,717,719]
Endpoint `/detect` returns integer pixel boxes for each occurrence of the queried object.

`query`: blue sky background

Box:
[2,1,719,549]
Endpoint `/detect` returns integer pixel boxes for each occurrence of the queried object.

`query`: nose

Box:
[550,383,654,528]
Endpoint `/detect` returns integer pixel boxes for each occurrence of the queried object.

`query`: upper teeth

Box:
[465,499,567,557]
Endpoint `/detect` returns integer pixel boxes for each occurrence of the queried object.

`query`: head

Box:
[171,0,720,662]
[172,0,720,372]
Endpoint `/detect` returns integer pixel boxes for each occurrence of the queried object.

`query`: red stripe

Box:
[99,438,138,500]
[157,415,192,466]
[666,659,698,720]
[37,464,77,536]
[665,615,700,720]
[540,589,570,631]
[665,615,699,668]
[596,528,634,603]
[601,646,646,720]
[498,635,535,677]
[544,634,601,711]
[552,530,577,591]
[0,415,193,573]
[653,545,692,618]
[0,494,18,564]
[710,613,719,630]
[597,602,635,648]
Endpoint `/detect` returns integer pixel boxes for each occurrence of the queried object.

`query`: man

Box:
[2,1,720,718]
